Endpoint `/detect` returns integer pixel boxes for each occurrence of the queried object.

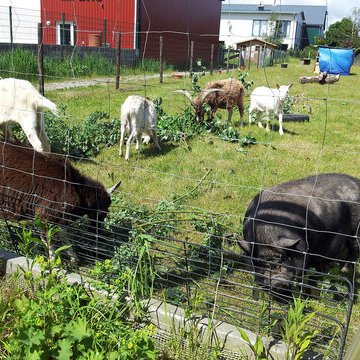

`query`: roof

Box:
[221,4,327,26]
[235,38,277,49]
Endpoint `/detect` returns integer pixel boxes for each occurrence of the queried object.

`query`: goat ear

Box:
[288,82,294,88]
[238,238,253,254]
[275,83,280,89]
[277,236,300,249]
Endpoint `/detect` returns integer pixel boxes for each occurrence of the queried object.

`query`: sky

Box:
[223,0,358,28]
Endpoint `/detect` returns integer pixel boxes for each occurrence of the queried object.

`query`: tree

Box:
[263,14,283,46]
[324,10,360,48]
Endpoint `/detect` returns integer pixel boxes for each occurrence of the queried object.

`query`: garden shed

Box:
[318,46,354,76]
[235,38,277,69]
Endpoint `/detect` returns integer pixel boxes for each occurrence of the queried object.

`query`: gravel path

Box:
[44,72,186,91]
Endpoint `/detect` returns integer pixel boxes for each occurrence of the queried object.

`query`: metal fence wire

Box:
[0,146,356,360]
[0,2,360,360]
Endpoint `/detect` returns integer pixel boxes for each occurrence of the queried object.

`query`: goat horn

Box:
[107,180,121,195]
[198,88,225,106]
[173,90,195,107]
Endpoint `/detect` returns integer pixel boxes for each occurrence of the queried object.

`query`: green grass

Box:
[46,62,360,212]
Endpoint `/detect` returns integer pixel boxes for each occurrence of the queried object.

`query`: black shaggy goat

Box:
[0,141,120,260]
[174,78,245,126]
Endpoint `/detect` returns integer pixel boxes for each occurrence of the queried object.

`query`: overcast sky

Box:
[223,0,358,27]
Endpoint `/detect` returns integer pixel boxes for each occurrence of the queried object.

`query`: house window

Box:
[252,20,268,37]
[56,22,76,45]
[277,21,291,38]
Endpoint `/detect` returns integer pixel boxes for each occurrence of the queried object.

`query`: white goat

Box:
[248,83,293,135]
[0,78,59,152]
[119,95,160,161]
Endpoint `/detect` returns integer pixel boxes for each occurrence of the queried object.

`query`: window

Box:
[56,22,76,45]
[277,20,291,38]
[252,20,268,37]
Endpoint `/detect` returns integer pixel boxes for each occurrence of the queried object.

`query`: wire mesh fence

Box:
[0,1,359,359]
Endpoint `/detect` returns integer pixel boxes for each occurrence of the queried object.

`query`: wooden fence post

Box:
[159,36,163,83]
[38,23,44,96]
[226,47,230,73]
[115,32,121,89]
[248,42,252,69]
[210,44,214,74]
[189,41,194,72]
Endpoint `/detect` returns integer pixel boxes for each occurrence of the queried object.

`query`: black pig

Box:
[240,173,360,290]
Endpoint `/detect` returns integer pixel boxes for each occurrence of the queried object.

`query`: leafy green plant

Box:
[163,288,221,360]
[281,297,318,360]
[0,218,158,360]
[190,59,207,92]
[238,297,318,360]
[238,301,277,360]
[237,70,254,92]
[12,106,121,157]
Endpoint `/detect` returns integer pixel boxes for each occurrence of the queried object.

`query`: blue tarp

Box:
[318,47,354,76]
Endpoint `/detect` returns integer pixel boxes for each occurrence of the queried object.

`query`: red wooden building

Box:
[40,0,222,65]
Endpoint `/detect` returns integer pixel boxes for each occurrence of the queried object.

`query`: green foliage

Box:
[0,48,174,81]
[190,59,207,92]
[324,17,360,48]
[163,288,221,360]
[154,97,257,145]
[0,48,38,80]
[281,297,318,360]
[0,218,158,359]
[238,297,317,360]
[238,301,277,360]
[288,46,317,59]
[12,106,121,157]
[237,70,254,92]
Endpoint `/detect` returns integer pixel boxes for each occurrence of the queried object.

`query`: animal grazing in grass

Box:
[174,78,245,126]
[0,78,59,152]
[240,173,360,292]
[119,95,160,161]
[248,83,293,135]
[0,141,121,261]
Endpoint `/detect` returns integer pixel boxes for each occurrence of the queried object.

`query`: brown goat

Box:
[0,141,120,261]
[174,78,245,126]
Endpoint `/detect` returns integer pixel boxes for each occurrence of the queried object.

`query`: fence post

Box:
[226,47,230,73]
[62,13,65,45]
[210,44,214,75]
[9,6,13,44]
[248,42,252,69]
[159,36,163,83]
[189,41,194,72]
[38,23,44,96]
[103,18,107,47]
[115,32,121,89]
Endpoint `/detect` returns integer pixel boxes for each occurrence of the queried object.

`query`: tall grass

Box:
[0,48,174,80]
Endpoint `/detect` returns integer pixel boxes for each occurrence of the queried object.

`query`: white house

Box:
[0,1,40,44]
[220,3,327,49]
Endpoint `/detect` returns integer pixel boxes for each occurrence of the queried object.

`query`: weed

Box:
[163,288,221,360]
[0,218,158,359]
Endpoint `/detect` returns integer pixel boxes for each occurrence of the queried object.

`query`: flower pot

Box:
[281,63,288,68]
[173,74,183,79]
[89,33,101,47]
